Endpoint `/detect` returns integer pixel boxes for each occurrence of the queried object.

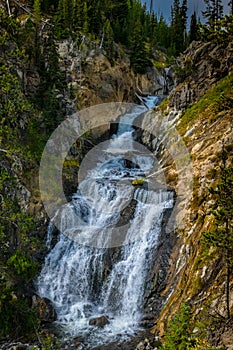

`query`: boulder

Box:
[89,315,110,328]
[32,295,57,323]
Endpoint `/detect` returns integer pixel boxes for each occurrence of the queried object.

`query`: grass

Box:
[132,178,146,185]
[177,73,233,135]
[158,97,170,115]
[153,60,166,70]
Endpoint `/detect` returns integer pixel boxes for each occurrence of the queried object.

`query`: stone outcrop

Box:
[32,295,57,323]
[170,41,233,110]
[89,315,110,328]
[57,38,171,109]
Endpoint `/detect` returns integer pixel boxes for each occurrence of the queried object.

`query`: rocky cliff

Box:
[57,37,170,110]
[138,40,233,348]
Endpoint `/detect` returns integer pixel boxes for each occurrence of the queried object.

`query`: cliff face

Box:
[57,38,170,110]
[169,40,233,111]
[139,41,233,348]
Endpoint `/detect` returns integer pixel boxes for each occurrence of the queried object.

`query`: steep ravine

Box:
[0,15,176,348]
[1,10,232,347]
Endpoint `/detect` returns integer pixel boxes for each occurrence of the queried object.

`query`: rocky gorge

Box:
[0,6,233,350]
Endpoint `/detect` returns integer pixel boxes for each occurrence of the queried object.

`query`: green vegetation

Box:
[0,160,40,338]
[202,149,233,319]
[132,178,146,185]
[0,12,46,340]
[202,0,224,25]
[39,332,61,350]
[160,303,194,349]
[159,303,222,350]
[158,97,170,114]
[178,73,233,135]
[199,14,233,45]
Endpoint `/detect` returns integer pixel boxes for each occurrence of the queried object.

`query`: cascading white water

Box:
[37,97,174,347]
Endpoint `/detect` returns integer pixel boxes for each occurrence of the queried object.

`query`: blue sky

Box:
[142,0,230,23]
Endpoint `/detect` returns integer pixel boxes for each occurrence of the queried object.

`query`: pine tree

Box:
[33,0,41,26]
[88,0,102,35]
[216,0,224,19]
[129,18,150,73]
[202,0,224,25]
[157,15,170,49]
[189,11,198,43]
[203,147,233,319]
[112,0,129,25]
[180,0,188,29]
[54,0,74,38]
[170,0,187,55]
[33,0,41,64]
[180,0,188,48]
[228,0,233,14]
[103,19,115,62]
[148,11,158,48]
[163,303,193,349]
[73,0,84,33]
[83,1,89,35]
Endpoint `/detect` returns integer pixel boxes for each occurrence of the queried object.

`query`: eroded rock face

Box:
[32,295,57,323]
[89,315,110,328]
[137,40,233,344]
[57,38,172,109]
[170,41,233,110]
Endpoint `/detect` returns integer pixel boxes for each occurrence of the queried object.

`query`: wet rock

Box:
[89,315,110,328]
[116,199,137,227]
[135,338,154,350]
[32,295,57,323]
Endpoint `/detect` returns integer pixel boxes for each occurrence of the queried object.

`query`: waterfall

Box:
[37,97,174,347]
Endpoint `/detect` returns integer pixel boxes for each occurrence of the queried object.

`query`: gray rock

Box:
[32,295,57,322]
[89,315,110,328]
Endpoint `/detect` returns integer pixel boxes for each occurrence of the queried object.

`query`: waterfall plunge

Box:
[37,98,174,347]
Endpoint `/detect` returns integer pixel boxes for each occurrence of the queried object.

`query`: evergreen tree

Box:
[202,0,224,24]
[180,0,188,29]
[229,0,233,14]
[203,147,233,319]
[129,18,150,73]
[54,0,74,38]
[73,0,84,33]
[33,0,41,64]
[88,0,102,35]
[157,15,170,49]
[112,0,129,26]
[170,0,187,55]
[162,303,193,349]
[189,11,198,43]
[103,19,115,62]
[148,11,158,48]
[33,0,41,26]
[83,1,89,35]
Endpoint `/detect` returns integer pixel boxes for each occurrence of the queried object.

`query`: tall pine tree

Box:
[228,0,233,14]
[202,0,224,25]
[129,17,150,73]
[170,0,187,55]
[189,11,198,43]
